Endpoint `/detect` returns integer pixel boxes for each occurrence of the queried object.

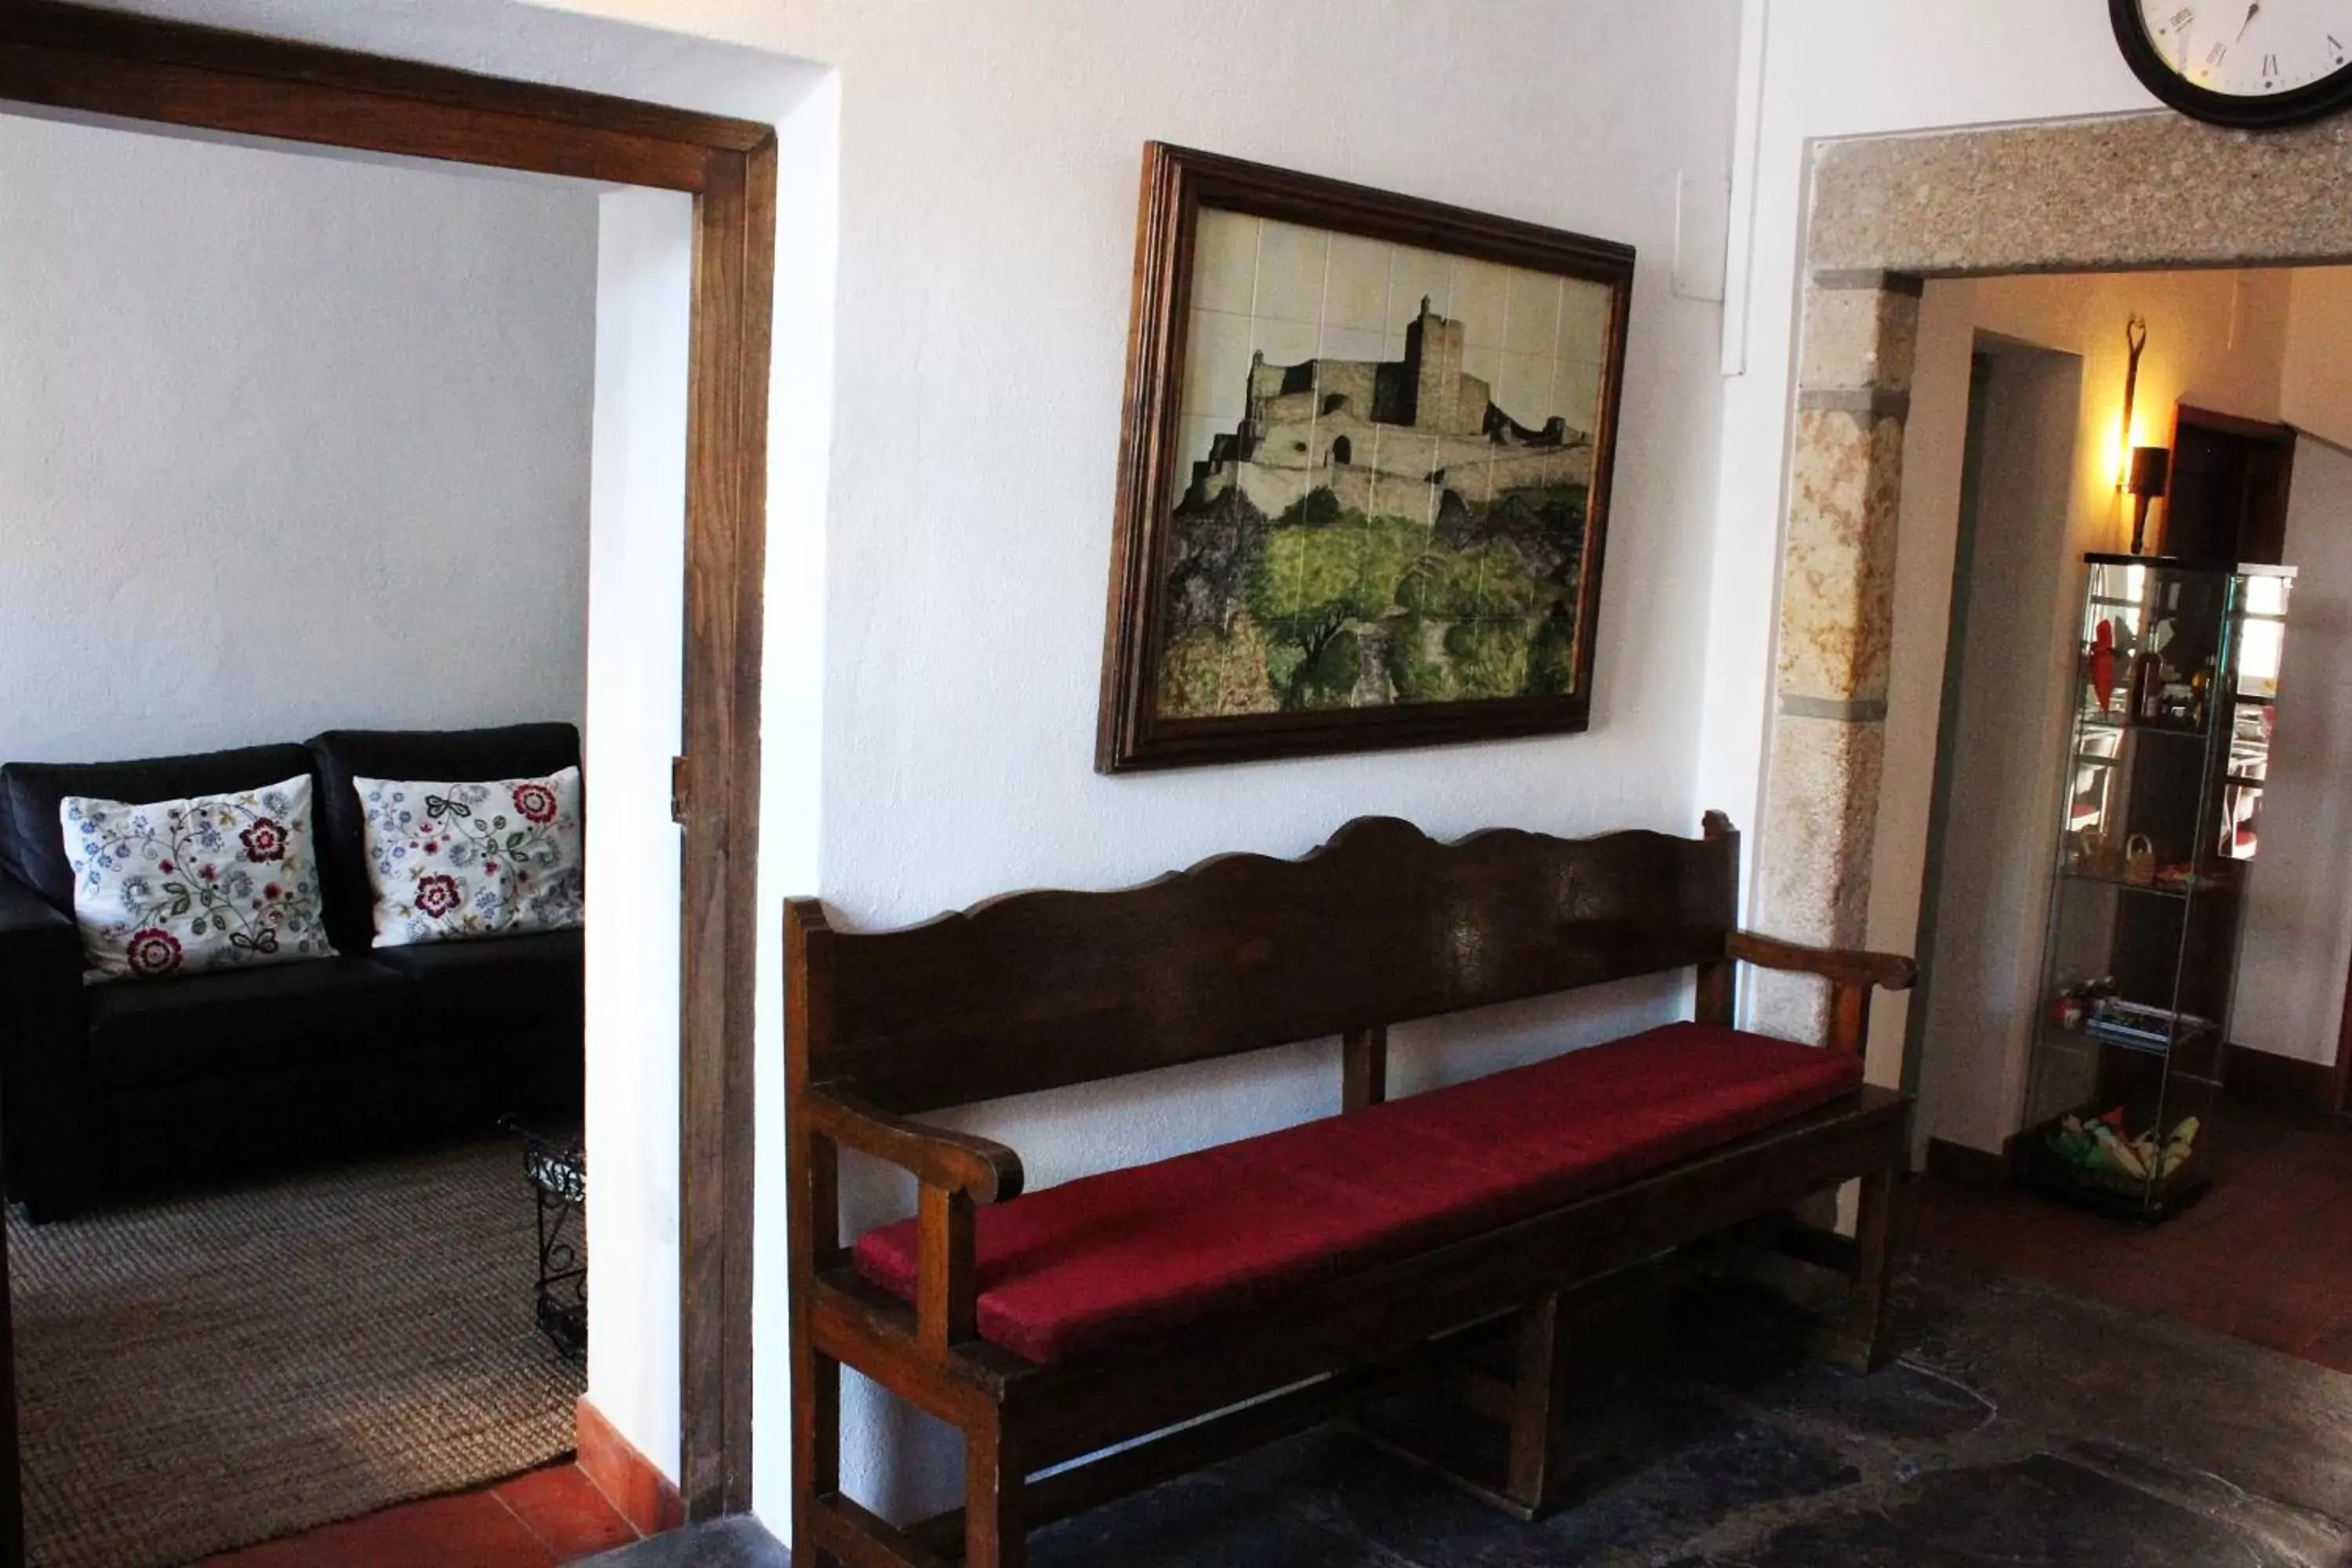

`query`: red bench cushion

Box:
[851,1021,1862,1364]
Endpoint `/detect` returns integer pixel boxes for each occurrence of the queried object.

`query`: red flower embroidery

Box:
[413,874,462,920]
[198,864,217,882]
[264,884,281,900]
[126,927,183,978]
[511,782,559,824]
[159,860,174,873]
[241,818,289,862]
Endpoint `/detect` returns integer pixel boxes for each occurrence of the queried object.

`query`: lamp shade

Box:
[2128,445,2171,498]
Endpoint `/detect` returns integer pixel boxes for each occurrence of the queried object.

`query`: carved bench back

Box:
[785,815,1738,1114]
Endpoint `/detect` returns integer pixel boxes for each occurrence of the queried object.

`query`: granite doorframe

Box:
[1755,110,2352,1060]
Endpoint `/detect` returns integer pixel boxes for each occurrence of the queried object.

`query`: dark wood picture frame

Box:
[1096,143,1635,772]
[0,3,774,1549]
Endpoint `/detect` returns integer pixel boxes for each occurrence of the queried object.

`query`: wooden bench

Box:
[786,813,1914,1568]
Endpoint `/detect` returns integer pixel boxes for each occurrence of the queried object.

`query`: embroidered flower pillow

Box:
[60,776,332,982]
[358,768,583,946]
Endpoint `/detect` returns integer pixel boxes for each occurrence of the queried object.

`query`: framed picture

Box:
[1096,142,1634,773]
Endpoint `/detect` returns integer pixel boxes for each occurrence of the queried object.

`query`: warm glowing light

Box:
[2112,409,2131,489]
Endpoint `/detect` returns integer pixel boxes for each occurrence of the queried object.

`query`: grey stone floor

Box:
[597,1247,2352,1566]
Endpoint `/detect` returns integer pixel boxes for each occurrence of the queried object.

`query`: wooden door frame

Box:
[0,0,774,1539]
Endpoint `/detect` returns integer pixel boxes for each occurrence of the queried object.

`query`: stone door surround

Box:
[1756,111,2352,1044]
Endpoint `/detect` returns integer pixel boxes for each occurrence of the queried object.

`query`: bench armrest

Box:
[802,1084,1025,1360]
[801,1085,1025,1205]
[1726,931,1915,993]
[1725,930,1915,1061]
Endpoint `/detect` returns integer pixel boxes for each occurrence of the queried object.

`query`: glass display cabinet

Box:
[2023,554,2293,1221]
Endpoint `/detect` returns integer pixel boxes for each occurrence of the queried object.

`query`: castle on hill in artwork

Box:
[1160,295,1601,720]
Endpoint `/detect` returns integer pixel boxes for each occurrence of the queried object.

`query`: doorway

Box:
[0,4,775,1561]
[1842,254,2352,1372]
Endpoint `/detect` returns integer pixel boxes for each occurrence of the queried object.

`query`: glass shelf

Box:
[2055,868,2224,901]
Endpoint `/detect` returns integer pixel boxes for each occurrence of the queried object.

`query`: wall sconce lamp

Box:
[2127,445,2171,556]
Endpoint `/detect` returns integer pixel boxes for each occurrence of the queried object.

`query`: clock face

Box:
[2115,0,2352,125]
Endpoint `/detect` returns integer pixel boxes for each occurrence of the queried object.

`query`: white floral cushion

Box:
[60,776,332,982]
[358,768,584,947]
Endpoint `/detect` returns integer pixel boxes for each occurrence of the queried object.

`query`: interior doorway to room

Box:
[1890,261,2352,1373]
[0,7,774,1566]
[0,101,606,1568]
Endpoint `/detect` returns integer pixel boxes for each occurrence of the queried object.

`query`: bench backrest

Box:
[785,814,1739,1114]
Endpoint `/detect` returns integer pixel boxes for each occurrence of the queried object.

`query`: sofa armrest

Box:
[0,867,73,945]
[1726,931,1915,993]
[0,868,95,1218]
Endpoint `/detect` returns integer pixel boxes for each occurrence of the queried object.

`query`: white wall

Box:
[107,0,1743,1525]
[1901,339,2082,1156]
[1704,5,2161,775]
[2247,274,2352,1065]
[1699,2,2172,1083]
[2235,441,2352,1065]
[705,0,1746,1523]
[0,111,597,762]
[2282,270,2352,452]
[583,186,695,1483]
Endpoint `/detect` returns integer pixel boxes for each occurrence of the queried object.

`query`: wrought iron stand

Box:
[506,1120,586,1362]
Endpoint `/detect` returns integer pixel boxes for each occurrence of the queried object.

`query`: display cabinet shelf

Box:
[2024,554,2292,1223]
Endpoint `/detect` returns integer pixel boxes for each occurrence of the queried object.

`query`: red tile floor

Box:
[1914,1092,2352,1372]
[191,1460,639,1568]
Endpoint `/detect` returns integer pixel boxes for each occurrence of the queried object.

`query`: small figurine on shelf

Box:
[2124,833,2157,885]
[2049,975,2119,1030]
[2088,619,2118,713]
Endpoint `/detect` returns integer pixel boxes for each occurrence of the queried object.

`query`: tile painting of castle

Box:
[1156,232,1615,722]
[1185,296,1594,524]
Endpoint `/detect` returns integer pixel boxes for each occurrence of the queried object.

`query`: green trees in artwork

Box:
[1247,512,1426,709]
[1158,484,1585,718]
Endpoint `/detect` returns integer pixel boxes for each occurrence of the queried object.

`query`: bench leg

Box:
[1829,1167,1896,1372]
[965,1418,1028,1568]
[1504,1290,1572,1515]
[793,1345,842,1566]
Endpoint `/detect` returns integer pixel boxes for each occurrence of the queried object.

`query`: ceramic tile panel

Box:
[1181,309,1254,419]
[1254,219,1330,325]
[1191,208,1261,316]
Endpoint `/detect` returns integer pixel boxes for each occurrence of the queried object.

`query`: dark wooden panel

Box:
[0,2,769,168]
[679,139,777,1523]
[2161,404,2295,567]
[0,37,718,189]
[791,815,1737,1113]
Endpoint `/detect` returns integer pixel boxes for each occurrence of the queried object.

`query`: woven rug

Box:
[9,1135,585,1568]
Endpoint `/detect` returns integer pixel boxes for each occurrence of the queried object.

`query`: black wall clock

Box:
[2112,0,2352,127]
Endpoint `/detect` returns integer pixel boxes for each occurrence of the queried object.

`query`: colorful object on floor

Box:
[2047,1109,2199,1181]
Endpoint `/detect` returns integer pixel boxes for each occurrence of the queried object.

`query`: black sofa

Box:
[0,723,583,1221]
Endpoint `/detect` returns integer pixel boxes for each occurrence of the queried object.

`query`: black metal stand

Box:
[506,1118,586,1362]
